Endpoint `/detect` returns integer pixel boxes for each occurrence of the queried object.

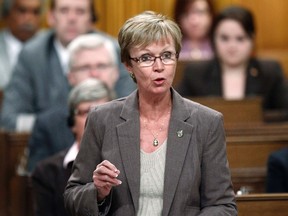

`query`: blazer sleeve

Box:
[199,113,237,215]
[64,110,111,216]
[0,50,36,130]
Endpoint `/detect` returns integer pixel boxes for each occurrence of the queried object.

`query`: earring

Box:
[130,73,137,83]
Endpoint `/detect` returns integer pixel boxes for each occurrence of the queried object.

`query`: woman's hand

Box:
[93,160,122,201]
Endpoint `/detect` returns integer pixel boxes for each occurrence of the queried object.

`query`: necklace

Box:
[142,112,170,147]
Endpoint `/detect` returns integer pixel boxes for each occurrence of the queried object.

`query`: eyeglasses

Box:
[74,108,90,116]
[72,63,115,73]
[74,105,98,117]
[129,51,178,67]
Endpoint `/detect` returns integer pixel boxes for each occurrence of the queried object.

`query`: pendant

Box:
[153,138,159,146]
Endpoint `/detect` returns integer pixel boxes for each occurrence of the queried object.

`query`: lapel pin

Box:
[177,130,183,138]
[250,68,258,77]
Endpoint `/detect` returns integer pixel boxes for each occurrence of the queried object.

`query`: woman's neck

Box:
[139,91,172,121]
[221,62,247,74]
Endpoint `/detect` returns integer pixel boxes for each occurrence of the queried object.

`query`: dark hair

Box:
[173,0,215,30]
[2,0,43,17]
[50,0,98,23]
[211,6,255,40]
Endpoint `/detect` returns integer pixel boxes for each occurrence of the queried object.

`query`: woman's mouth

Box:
[153,78,165,85]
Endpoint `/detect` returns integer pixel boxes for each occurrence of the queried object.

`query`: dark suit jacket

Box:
[1,30,70,130]
[177,58,288,111]
[27,107,74,172]
[64,89,237,216]
[266,147,288,193]
[31,149,72,216]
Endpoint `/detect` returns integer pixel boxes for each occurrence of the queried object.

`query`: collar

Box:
[119,88,190,122]
[4,30,23,67]
[54,38,69,74]
[63,142,79,168]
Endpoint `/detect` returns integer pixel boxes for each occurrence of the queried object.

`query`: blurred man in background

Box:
[0,0,42,89]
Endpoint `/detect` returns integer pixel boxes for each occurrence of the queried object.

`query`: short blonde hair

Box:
[118,11,182,66]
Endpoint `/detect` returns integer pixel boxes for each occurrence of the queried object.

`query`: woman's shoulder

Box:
[253,58,283,72]
[183,97,222,117]
[92,97,127,114]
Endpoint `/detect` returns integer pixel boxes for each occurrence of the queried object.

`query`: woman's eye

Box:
[219,34,229,42]
[140,55,152,62]
[162,52,172,59]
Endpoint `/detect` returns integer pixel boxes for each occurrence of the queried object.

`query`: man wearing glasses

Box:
[27,34,119,172]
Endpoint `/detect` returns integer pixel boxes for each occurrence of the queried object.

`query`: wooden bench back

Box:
[190,96,264,124]
[0,132,32,216]
[236,193,288,216]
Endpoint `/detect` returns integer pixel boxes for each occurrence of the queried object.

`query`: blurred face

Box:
[68,46,119,89]
[180,0,212,40]
[48,0,92,47]
[6,0,41,42]
[73,99,109,146]
[126,36,177,97]
[214,19,253,67]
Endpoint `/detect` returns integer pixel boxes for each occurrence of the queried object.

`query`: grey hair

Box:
[67,34,118,70]
[2,0,44,17]
[68,78,114,112]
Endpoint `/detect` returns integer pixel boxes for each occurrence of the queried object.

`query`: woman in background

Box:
[178,6,288,112]
[174,0,214,60]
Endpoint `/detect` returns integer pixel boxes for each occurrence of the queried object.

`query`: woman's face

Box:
[180,0,212,40]
[126,36,177,97]
[214,19,253,67]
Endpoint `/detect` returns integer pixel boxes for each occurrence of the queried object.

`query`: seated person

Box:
[173,0,214,60]
[0,0,42,89]
[177,6,288,112]
[31,78,113,216]
[266,147,288,193]
[27,34,119,172]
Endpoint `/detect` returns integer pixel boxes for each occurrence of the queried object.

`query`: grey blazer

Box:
[64,89,237,216]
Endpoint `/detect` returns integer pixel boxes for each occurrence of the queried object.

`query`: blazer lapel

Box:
[245,59,262,95]
[117,91,140,212]
[206,60,222,96]
[162,90,194,216]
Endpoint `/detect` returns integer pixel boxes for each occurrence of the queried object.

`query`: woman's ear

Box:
[124,62,133,73]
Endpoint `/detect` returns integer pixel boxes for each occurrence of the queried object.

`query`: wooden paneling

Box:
[190,97,264,124]
[236,193,288,216]
[0,131,8,216]
[94,0,175,38]
[3,132,31,216]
